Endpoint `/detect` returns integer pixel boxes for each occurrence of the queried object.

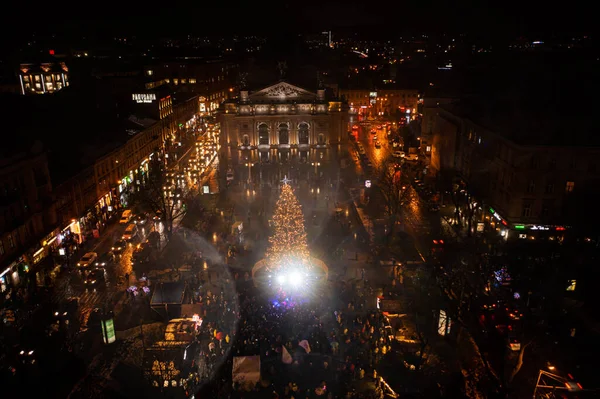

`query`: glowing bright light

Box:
[277,275,286,284]
[290,272,302,286]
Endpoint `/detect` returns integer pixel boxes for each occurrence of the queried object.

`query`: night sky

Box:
[0,1,593,40]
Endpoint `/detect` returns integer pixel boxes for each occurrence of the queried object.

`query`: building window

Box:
[527,180,536,194]
[588,162,596,173]
[522,202,532,218]
[23,75,29,82]
[545,183,554,194]
[8,234,14,249]
[0,240,4,255]
[318,134,325,145]
[278,123,289,145]
[189,78,196,84]
[242,135,250,146]
[146,70,153,76]
[298,123,309,145]
[258,123,269,145]
[530,156,538,169]
[565,181,575,193]
[181,79,187,84]
[569,159,577,169]
[34,75,40,82]
[173,79,179,85]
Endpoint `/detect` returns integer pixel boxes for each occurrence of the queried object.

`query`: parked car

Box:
[84,269,105,287]
[405,154,419,162]
[393,151,405,158]
[119,210,132,224]
[134,214,148,225]
[122,224,138,242]
[94,253,114,268]
[111,239,127,256]
[77,252,97,268]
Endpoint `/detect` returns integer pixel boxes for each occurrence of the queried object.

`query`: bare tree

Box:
[374,158,411,242]
[130,154,189,239]
[435,240,535,396]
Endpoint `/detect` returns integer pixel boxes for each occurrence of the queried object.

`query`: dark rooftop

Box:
[0,88,157,184]
[150,281,186,305]
[440,53,598,147]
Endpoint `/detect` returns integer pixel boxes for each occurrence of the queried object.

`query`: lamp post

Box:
[311,161,320,178]
[245,162,253,184]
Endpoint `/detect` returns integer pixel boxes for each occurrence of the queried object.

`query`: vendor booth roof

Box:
[150,281,186,305]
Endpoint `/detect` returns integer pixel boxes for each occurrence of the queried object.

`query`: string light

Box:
[266,183,310,272]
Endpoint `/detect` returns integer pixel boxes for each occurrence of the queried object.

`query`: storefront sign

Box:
[515,224,567,231]
[477,222,484,232]
[529,225,549,231]
[132,93,156,103]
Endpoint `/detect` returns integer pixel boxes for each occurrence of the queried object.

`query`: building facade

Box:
[339,87,419,118]
[144,60,238,114]
[0,147,56,292]
[218,81,349,163]
[430,105,600,237]
[18,62,70,95]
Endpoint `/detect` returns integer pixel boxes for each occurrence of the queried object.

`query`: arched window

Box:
[298,123,309,145]
[278,123,289,145]
[258,123,269,145]
[242,134,250,146]
[318,133,325,145]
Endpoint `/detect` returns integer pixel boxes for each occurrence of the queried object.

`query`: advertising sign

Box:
[101,318,116,344]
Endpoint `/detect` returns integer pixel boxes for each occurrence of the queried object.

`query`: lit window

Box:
[173,79,179,85]
[189,78,196,84]
[23,75,30,82]
[566,280,576,291]
[146,70,153,76]
[8,234,14,248]
[181,79,187,84]
[565,181,575,193]
[34,75,40,82]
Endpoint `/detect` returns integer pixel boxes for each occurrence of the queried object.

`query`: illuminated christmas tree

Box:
[266,182,310,271]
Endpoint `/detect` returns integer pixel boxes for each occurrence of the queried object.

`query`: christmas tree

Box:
[266,182,310,271]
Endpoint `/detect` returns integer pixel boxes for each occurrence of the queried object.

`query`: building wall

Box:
[18,62,70,95]
[433,107,600,226]
[0,151,55,271]
[144,61,238,113]
[340,88,419,116]
[218,105,348,149]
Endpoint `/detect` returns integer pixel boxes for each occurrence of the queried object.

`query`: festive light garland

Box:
[265,183,310,272]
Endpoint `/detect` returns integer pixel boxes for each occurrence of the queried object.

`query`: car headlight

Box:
[102,263,106,266]
[77,263,81,266]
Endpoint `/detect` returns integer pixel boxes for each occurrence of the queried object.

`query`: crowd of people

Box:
[186,272,395,399]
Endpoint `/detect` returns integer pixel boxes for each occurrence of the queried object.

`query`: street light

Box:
[245,162,253,184]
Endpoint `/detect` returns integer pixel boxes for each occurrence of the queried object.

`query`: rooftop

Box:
[441,53,598,147]
[0,89,160,184]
